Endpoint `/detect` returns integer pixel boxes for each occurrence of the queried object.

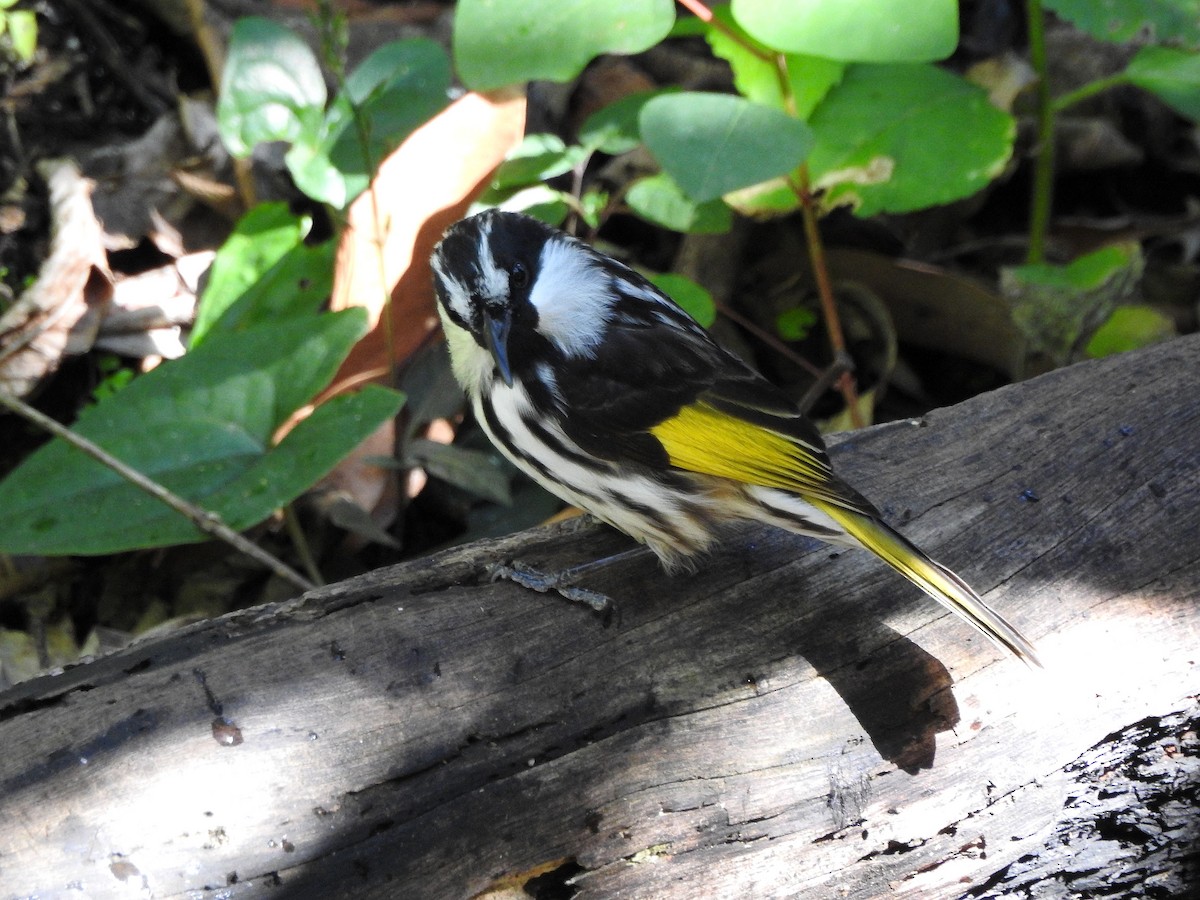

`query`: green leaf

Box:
[490,134,589,191]
[639,93,813,202]
[1085,305,1176,358]
[1010,244,1140,291]
[1002,243,1144,365]
[6,8,36,63]
[647,273,716,327]
[454,0,675,90]
[806,63,1014,216]
[287,38,450,208]
[472,184,572,226]
[731,0,959,62]
[217,17,326,157]
[776,306,818,341]
[1043,0,1200,48]
[1127,46,1200,120]
[0,312,403,555]
[705,4,844,118]
[191,204,334,348]
[217,384,404,525]
[579,188,608,228]
[626,173,732,234]
[578,88,676,154]
[407,439,513,505]
[722,177,800,217]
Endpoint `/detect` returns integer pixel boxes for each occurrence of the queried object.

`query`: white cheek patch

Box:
[529,238,612,358]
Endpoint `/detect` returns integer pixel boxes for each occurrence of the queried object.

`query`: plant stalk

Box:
[1025,0,1055,264]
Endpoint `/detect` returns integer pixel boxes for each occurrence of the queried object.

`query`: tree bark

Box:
[2,336,1197,899]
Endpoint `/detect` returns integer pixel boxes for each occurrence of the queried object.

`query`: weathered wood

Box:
[2,336,1197,899]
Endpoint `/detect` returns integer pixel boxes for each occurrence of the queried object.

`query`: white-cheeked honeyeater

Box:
[430,210,1040,666]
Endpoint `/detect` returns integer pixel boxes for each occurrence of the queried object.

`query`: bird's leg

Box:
[798,348,856,415]
[487,546,650,615]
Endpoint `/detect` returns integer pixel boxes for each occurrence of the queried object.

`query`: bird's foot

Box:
[487,560,614,615]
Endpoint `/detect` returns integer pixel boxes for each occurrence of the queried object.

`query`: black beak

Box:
[483,309,514,387]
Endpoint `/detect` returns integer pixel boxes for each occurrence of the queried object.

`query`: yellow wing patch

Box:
[649,402,829,492]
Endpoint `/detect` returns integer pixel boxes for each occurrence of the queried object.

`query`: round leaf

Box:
[1127,46,1200,120]
[287,38,450,208]
[640,93,813,203]
[626,173,732,234]
[217,17,326,157]
[454,0,675,90]
[731,0,958,62]
[578,88,678,154]
[807,64,1014,216]
[706,8,844,119]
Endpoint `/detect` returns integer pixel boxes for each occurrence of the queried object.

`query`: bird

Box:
[430,209,1040,666]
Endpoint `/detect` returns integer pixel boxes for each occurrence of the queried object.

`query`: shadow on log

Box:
[2,336,1198,899]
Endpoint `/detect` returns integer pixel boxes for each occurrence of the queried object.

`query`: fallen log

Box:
[2,335,1197,899]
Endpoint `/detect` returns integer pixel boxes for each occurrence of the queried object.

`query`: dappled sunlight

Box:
[1,646,425,896]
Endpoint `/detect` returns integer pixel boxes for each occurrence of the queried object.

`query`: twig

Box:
[715,301,824,380]
[792,168,864,427]
[0,391,316,593]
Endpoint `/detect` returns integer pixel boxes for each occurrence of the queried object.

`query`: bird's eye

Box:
[510,262,529,290]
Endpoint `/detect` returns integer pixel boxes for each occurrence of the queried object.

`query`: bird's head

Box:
[430,210,613,393]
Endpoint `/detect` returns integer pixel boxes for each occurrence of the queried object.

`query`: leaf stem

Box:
[1053,73,1132,113]
[675,0,775,62]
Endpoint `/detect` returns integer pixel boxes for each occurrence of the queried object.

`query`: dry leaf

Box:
[0,159,112,399]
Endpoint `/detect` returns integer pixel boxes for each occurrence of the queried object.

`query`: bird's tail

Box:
[813,500,1042,667]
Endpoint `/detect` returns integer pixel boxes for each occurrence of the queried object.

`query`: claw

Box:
[488,560,614,615]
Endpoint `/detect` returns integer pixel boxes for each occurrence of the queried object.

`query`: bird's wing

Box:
[648,383,869,511]
[551,287,867,511]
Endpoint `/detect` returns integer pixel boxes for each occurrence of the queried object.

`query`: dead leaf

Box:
[96,250,213,360]
[0,159,113,399]
[824,248,1027,381]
